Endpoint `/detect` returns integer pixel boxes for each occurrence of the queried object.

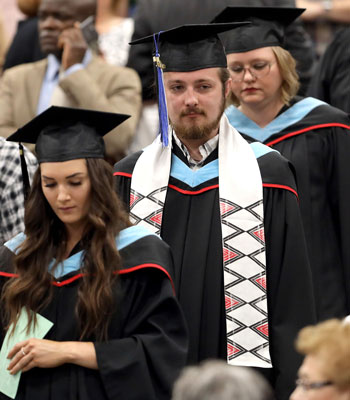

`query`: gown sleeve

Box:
[94,267,188,400]
[261,158,317,400]
[327,124,350,313]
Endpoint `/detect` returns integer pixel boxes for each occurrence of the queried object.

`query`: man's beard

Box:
[170,95,226,141]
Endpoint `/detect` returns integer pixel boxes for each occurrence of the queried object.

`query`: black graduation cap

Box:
[7,106,130,163]
[212,7,305,53]
[129,22,250,72]
[7,106,130,199]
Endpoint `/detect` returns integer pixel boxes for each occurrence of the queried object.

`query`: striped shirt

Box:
[173,132,218,171]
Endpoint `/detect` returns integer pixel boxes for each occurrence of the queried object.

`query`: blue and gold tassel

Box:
[153,32,169,147]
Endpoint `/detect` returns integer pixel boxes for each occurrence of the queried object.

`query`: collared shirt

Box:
[0,139,38,245]
[173,132,219,170]
[37,50,93,115]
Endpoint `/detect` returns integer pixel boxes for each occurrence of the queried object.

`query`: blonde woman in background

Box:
[214,6,350,324]
[290,318,350,400]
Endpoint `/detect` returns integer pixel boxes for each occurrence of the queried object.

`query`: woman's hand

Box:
[7,339,67,374]
[7,339,98,374]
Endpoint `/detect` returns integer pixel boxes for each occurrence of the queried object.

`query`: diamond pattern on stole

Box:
[220,198,271,366]
[129,187,167,234]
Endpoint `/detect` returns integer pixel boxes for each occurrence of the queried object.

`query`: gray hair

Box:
[172,360,274,400]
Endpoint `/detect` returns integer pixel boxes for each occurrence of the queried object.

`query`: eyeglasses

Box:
[229,61,274,82]
[295,378,333,391]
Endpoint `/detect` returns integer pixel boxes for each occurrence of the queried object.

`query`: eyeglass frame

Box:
[295,378,333,391]
[229,61,275,82]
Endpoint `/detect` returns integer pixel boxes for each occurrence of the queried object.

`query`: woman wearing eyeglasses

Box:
[290,318,350,399]
[214,6,350,324]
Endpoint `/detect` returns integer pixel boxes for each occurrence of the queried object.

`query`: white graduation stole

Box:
[130,115,272,368]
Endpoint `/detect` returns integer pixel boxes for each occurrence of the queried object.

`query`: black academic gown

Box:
[307,27,350,113]
[114,143,316,400]
[226,97,350,322]
[0,228,188,400]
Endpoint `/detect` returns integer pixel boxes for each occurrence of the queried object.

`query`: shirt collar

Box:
[173,131,219,170]
[46,49,93,80]
[46,54,61,81]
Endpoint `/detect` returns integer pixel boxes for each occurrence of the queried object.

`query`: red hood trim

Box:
[168,183,219,195]
[263,183,298,199]
[266,123,350,147]
[0,264,175,294]
[114,171,132,178]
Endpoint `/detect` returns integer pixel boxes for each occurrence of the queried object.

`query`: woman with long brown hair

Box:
[0,106,188,400]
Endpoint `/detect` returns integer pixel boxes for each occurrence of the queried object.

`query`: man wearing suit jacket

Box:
[0,0,142,164]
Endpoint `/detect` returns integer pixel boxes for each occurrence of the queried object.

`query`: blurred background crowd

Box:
[0,2,349,398]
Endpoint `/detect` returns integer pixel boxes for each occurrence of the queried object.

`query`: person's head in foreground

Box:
[290,318,350,400]
[172,359,275,400]
[3,106,130,340]
[213,7,303,110]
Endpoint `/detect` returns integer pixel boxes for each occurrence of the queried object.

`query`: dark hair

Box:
[2,158,131,341]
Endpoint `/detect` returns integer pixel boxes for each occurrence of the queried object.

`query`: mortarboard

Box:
[129,23,250,72]
[129,23,250,145]
[212,7,305,54]
[7,106,130,163]
[7,106,130,199]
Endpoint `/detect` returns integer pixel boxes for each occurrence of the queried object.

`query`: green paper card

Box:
[0,309,53,399]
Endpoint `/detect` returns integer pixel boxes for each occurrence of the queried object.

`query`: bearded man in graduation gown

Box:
[114,24,316,400]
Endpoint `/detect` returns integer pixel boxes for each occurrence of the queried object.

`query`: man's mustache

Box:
[180,108,206,117]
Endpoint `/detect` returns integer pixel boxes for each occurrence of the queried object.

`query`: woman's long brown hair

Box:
[1,158,131,341]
